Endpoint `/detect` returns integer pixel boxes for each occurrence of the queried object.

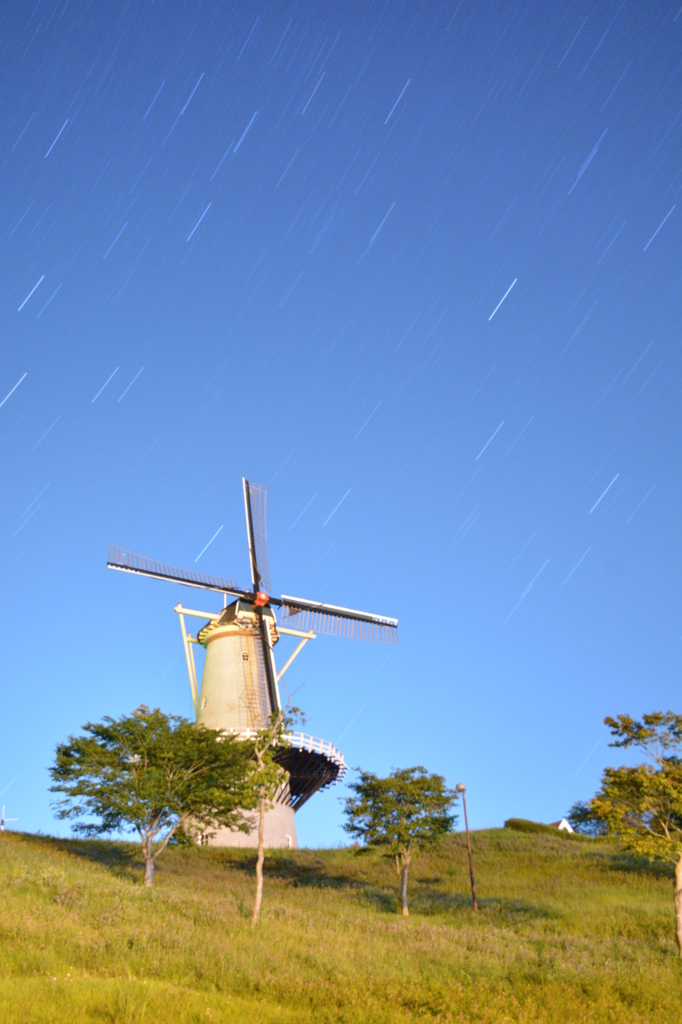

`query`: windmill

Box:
[108,478,398,848]
[0,807,17,832]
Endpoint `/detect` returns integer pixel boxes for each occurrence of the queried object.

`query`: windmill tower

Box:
[108,478,398,848]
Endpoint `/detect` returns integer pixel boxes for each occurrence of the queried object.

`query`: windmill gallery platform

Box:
[108,478,398,848]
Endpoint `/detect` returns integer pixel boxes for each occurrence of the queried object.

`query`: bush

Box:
[504,818,575,839]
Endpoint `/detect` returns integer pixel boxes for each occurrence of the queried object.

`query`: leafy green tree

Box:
[343,766,457,916]
[566,800,607,837]
[588,711,682,953]
[50,706,255,886]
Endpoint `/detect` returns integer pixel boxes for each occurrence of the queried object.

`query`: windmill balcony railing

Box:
[223,729,347,783]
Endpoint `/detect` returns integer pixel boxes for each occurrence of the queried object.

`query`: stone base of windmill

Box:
[203,800,297,849]
[197,735,347,850]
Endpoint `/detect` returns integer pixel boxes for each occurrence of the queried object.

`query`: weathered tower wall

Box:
[195,616,298,847]
[196,624,271,732]
[206,801,297,849]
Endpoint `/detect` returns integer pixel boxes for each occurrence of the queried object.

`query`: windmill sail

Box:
[107,545,247,596]
[280,595,399,644]
[248,626,276,723]
[242,479,279,709]
[243,479,271,594]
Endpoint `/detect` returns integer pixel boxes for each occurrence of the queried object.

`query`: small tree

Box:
[50,706,255,886]
[343,766,457,916]
[566,800,607,836]
[245,708,301,925]
[588,712,682,954]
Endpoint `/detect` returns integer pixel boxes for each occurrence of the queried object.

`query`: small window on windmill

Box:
[242,651,249,661]
[201,697,207,709]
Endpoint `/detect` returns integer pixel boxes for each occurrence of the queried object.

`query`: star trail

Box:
[1,1,681,845]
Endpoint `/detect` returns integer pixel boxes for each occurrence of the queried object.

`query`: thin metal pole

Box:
[276,635,311,682]
[187,638,199,714]
[461,792,478,912]
[177,609,198,715]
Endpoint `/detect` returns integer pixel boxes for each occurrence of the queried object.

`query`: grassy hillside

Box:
[0,828,679,1023]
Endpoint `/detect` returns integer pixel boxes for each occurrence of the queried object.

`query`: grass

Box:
[0,828,679,1022]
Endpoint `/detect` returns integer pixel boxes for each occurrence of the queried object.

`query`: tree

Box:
[343,766,457,916]
[588,711,682,954]
[245,708,301,925]
[50,706,255,886]
[566,800,607,837]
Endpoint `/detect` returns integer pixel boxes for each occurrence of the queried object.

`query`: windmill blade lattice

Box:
[243,479,271,595]
[243,479,279,712]
[280,598,399,644]
[108,545,247,596]
[239,629,271,727]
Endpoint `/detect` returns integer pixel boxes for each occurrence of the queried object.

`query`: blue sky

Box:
[1,0,681,846]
